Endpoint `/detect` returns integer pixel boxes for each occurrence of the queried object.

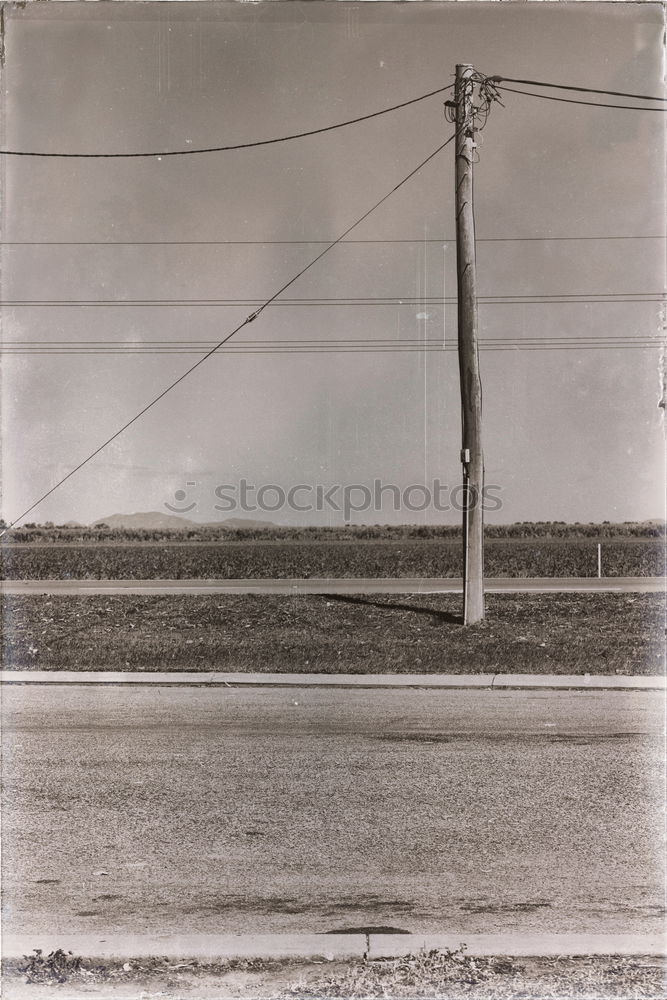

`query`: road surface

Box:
[2,686,664,941]
[1,576,663,595]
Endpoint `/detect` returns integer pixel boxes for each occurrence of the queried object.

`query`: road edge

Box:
[1,576,665,595]
[2,932,665,960]
[1,669,665,689]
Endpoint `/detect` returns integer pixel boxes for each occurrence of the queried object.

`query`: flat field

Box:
[2,592,663,674]
[0,538,663,580]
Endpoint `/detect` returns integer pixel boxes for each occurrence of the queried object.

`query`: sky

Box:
[1,0,665,526]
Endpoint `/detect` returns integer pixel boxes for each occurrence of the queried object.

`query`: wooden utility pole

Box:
[455,63,485,624]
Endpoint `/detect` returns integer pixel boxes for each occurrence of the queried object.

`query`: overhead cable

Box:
[6,336,661,346]
[2,344,660,355]
[490,75,667,103]
[496,85,667,112]
[0,83,453,158]
[2,235,665,245]
[3,294,663,306]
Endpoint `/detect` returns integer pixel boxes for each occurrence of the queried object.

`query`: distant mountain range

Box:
[92,511,277,530]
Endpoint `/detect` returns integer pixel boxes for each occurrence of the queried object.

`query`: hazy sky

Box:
[1,1,665,526]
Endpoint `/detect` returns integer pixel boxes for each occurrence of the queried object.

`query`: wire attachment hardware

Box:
[444,70,504,137]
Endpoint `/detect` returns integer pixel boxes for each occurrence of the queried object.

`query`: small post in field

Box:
[597,542,602,579]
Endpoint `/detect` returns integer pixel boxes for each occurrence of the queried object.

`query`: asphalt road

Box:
[2,687,664,941]
[1,576,663,595]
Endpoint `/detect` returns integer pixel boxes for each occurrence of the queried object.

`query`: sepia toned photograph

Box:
[0,1,665,997]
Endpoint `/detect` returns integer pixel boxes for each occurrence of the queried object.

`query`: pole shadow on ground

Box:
[320,593,463,626]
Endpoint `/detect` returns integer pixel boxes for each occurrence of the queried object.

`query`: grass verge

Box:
[2,592,664,674]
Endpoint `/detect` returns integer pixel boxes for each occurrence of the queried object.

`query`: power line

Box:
[2,345,661,355]
[3,294,663,306]
[491,75,667,103]
[0,133,456,533]
[2,71,663,161]
[6,335,660,344]
[0,83,453,159]
[497,84,667,112]
[4,292,665,301]
[5,340,661,347]
[2,236,665,245]
[3,337,661,354]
